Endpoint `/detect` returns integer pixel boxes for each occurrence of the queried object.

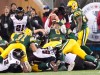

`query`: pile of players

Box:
[0,0,100,73]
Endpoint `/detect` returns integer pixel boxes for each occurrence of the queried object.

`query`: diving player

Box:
[0,49,24,73]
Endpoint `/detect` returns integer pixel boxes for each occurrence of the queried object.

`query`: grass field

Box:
[0,70,100,75]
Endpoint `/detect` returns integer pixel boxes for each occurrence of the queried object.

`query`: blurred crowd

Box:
[0,2,100,42]
[0,2,72,42]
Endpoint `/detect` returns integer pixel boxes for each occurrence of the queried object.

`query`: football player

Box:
[67,0,96,56]
[0,49,24,73]
[43,13,66,48]
[8,7,32,36]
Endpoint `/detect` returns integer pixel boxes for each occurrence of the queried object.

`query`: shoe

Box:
[95,61,100,70]
[50,61,58,72]
[67,62,75,71]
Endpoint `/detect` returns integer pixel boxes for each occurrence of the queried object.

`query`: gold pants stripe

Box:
[61,39,69,50]
[82,29,86,46]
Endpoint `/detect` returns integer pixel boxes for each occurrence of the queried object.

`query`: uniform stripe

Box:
[61,39,69,50]
[82,29,86,46]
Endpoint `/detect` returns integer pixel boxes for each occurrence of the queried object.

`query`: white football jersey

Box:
[10,15,28,33]
[0,50,20,71]
[33,48,55,58]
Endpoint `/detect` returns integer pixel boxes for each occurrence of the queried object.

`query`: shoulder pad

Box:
[74,11,82,17]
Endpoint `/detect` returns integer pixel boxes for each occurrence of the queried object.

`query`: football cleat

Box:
[95,60,100,70]
[67,62,75,71]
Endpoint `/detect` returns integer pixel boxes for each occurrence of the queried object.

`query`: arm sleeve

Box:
[60,25,66,34]
[44,18,50,33]
[73,10,83,32]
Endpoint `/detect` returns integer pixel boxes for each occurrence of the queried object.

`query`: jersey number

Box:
[55,29,60,34]
[16,25,24,31]
[16,35,26,41]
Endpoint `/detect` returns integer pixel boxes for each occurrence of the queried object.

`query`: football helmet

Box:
[16,7,24,19]
[67,0,78,11]
[23,28,32,36]
[13,49,25,60]
[16,7,24,13]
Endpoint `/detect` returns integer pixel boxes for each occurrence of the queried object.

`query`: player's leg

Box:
[72,42,100,70]
[62,38,100,69]
[62,39,76,54]
[0,44,15,62]
[0,47,4,54]
[62,39,95,63]
[43,41,61,48]
[64,53,76,71]
[61,38,100,70]
[77,28,94,55]
[77,27,89,46]
[0,43,27,63]
[61,39,77,69]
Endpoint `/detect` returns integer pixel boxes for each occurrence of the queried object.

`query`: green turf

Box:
[0,70,100,75]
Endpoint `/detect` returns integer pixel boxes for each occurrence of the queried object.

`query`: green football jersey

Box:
[11,33,35,48]
[49,29,66,41]
[0,36,7,46]
[73,8,87,30]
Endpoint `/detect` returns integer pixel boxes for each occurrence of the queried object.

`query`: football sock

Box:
[85,55,97,63]
[0,56,3,63]
[81,45,92,55]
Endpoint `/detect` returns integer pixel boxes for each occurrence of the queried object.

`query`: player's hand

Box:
[52,7,58,13]
[49,13,60,22]
[21,61,32,73]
